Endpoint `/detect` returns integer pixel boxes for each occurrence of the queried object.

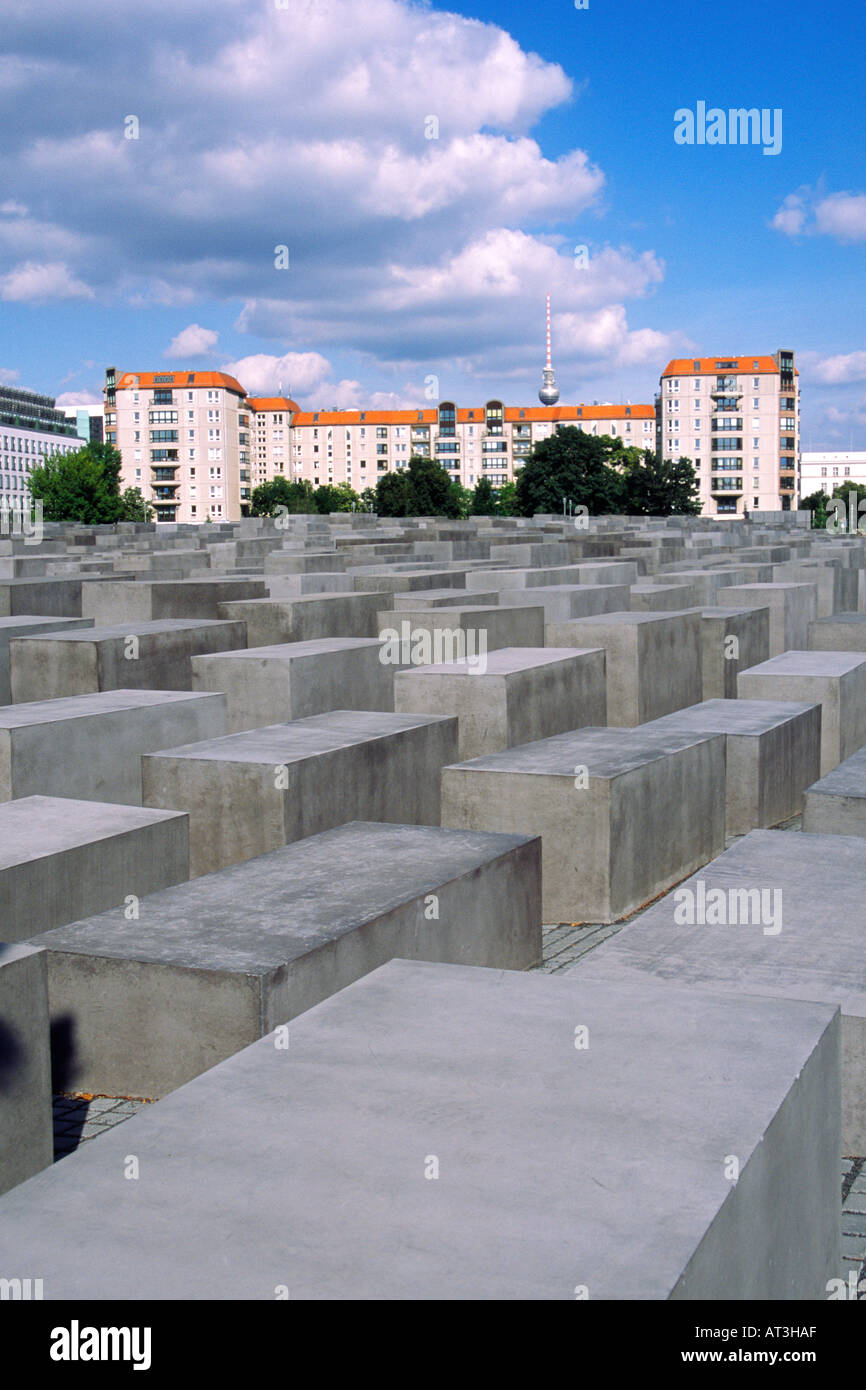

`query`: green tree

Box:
[621,450,701,516]
[359,487,377,512]
[405,454,458,516]
[28,443,127,523]
[470,476,498,516]
[513,429,625,517]
[375,470,412,517]
[250,476,315,516]
[801,489,830,529]
[313,481,360,513]
[447,480,471,519]
[496,480,518,517]
[118,487,153,522]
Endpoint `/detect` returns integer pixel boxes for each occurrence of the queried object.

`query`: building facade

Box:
[249,397,656,505]
[0,386,85,515]
[800,451,866,497]
[105,369,250,523]
[61,405,104,447]
[658,350,799,515]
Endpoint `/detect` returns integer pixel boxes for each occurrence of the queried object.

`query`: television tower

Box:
[538,292,560,405]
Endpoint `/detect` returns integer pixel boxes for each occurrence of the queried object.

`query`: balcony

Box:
[710,478,743,493]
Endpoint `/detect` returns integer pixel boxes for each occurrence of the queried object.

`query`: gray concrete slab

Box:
[0,689,227,805]
[441,725,725,922]
[0,797,189,941]
[218,591,389,645]
[0,957,839,1298]
[720,583,818,656]
[0,617,95,704]
[738,649,866,775]
[500,583,629,624]
[698,605,771,699]
[142,708,458,875]
[575,828,865,1152]
[191,637,394,732]
[29,823,541,1097]
[82,578,267,624]
[395,647,606,759]
[541,610,702,726]
[640,699,822,835]
[803,746,866,837]
[808,613,866,652]
[380,605,545,658]
[9,619,247,700]
[0,943,52,1196]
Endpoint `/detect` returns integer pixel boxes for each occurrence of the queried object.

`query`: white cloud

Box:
[772,186,866,242]
[222,351,336,398]
[0,367,20,384]
[164,323,220,358]
[55,389,103,406]
[0,261,94,302]
[811,351,866,385]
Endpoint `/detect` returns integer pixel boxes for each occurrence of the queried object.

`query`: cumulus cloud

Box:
[811,351,866,385]
[0,261,94,301]
[0,0,673,386]
[772,185,866,242]
[164,323,220,358]
[55,389,103,406]
[0,367,20,384]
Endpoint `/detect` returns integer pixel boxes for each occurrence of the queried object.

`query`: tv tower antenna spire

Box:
[538,292,560,405]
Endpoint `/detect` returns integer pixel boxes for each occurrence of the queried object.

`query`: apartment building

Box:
[0,385,85,515]
[658,350,799,515]
[801,451,866,496]
[105,368,250,522]
[249,397,656,500]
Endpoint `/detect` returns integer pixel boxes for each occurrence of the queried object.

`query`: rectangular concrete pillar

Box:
[441,725,725,922]
[501,584,630,624]
[9,619,247,700]
[395,647,606,759]
[698,605,771,699]
[191,638,395,732]
[738,650,866,774]
[720,583,818,655]
[378,606,545,657]
[0,944,53,1196]
[541,610,702,726]
[576,827,863,1153]
[142,708,458,876]
[0,689,227,805]
[0,797,189,941]
[82,578,267,624]
[218,592,389,645]
[0,617,95,704]
[808,613,866,652]
[29,822,541,1098]
[641,698,822,834]
[803,746,866,837]
[0,957,839,1298]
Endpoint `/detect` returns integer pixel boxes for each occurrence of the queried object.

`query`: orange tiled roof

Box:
[287,403,655,426]
[246,396,301,413]
[660,356,798,377]
[115,371,247,395]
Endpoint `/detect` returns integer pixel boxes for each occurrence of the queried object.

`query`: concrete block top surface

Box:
[700,605,771,619]
[193,637,382,661]
[10,619,239,642]
[811,613,866,627]
[0,956,837,1300]
[742,650,866,676]
[580,828,866,1016]
[444,724,721,778]
[805,746,866,799]
[0,796,186,870]
[559,608,696,626]
[395,646,602,678]
[0,688,222,728]
[144,708,455,764]
[645,698,820,735]
[29,822,538,973]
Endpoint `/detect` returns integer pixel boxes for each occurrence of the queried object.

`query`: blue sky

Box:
[1,0,865,446]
